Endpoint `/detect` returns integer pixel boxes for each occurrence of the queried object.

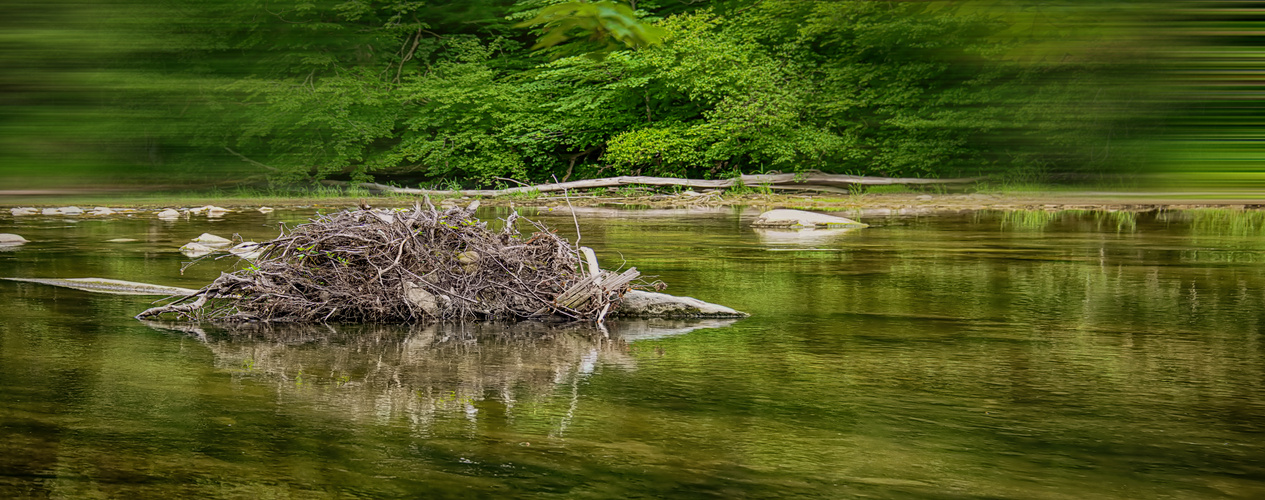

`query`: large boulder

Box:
[614,290,748,318]
[751,209,867,229]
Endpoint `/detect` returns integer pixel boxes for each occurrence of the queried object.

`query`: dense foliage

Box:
[2,1,1162,188]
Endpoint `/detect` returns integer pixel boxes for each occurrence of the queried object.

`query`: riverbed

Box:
[2,207,1264,498]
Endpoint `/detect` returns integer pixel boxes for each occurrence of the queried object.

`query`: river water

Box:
[1,206,1264,498]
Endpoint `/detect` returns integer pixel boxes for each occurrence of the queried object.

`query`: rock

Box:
[91,207,115,216]
[42,208,61,215]
[228,242,264,259]
[106,238,138,243]
[180,242,217,257]
[0,234,28,245]
[915,195,933,201]
[404,283,441,318]
[456,251,481,265]
[206,206,230,217]
[614,290,748,318]
[192,233,233,247]
[10,207,37,216]
[751,209,867,229]
[58,206,83,215]
[258,207,275,214]
[157,209,180,219]
[189,205,230,217]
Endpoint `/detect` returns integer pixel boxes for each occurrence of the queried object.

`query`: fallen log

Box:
[326,172,981,197]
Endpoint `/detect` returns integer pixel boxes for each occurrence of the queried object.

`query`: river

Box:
[2,206,1263,498]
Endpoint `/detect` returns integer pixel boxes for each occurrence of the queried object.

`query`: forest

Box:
[0,1,1228,190]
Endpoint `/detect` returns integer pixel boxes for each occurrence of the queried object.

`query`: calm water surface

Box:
[2,207,1264,498]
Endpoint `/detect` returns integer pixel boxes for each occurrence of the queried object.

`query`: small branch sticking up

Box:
[555,174,583,265]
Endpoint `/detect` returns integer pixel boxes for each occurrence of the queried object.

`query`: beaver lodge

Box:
[137,203,656,323]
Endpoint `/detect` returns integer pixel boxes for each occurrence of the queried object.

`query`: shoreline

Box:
[3,191,1264,215]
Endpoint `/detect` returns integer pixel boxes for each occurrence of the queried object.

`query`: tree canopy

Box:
[2,0,1166,188]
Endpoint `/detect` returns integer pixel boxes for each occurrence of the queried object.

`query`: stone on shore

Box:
[10,208,37,216]
[614,290,748,318]
[42,208,61,215]
[58,206,84,216]
[751,209,867,229]
[0,234,28,245]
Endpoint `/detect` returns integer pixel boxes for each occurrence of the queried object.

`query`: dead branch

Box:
[325,172,981,197]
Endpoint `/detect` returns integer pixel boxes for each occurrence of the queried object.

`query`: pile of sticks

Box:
[136,203,639,323]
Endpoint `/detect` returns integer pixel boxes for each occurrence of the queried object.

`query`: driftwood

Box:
[326,172,981,197]
[135,204,643,323]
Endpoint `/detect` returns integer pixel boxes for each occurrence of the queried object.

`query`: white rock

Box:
[106,238,138,243]
[157,209,180,219]
[180,242,216,257]
[42,208,62,215]
[258,207,275,214]
[206,206,230,217]
[10,207,37,216]
[90,207,115,216]
[0,233,28,245]
[58,206,83,215]
[615,290,748,318]
[192,233,233,247]
[228,242,264,259]
[751,209,867,229]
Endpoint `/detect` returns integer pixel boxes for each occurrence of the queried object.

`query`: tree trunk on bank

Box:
[325,173,982,197]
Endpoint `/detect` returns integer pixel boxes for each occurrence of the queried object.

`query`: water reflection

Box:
[753,227,861,247]
[141,319,737,437]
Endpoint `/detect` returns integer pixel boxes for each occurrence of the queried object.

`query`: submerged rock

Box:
[192,205,231,217]
[180,242,216,257]
[0,234,28,245]
[751,209,867,229]
[614,290,748,318]
[193,233,233,247]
